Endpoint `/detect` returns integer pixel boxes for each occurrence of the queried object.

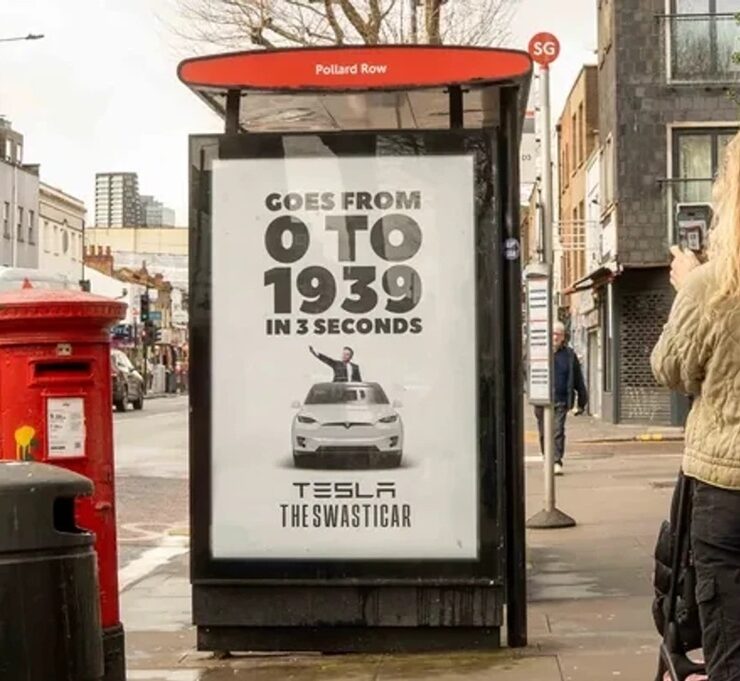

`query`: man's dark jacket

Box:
[316,353,362,382]
[557,346,589,410]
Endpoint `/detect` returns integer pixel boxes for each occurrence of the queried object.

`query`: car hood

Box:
[298,404,396,423]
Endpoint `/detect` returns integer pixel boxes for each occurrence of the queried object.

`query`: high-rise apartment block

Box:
[140,195,176,227]
[95,172,143,228]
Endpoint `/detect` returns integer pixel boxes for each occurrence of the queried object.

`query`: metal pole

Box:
[500,85,527,647]
[11,162,17,267]
[541,65,556,514]
[142,286,149,394]
[0,34,44,43]
[527,64,576,530]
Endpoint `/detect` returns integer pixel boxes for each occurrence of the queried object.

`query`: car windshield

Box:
[305,384,389,405]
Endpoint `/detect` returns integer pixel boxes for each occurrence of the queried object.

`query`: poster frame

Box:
[189,128,506,585]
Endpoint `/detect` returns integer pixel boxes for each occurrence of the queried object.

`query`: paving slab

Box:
[121,442,682,680]
[376,652,562,679]
[127,652,563,681]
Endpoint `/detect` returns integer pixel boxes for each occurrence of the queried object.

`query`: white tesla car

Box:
[292,382,403,469]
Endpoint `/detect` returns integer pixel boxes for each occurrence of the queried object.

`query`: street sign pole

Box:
[526,34,575,529]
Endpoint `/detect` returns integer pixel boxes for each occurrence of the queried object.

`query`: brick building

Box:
[570,0,740,424]
[557,66,600,302]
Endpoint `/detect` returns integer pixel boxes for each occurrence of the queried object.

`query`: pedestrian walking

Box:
[534,320,588,476]
[651,130,740,681]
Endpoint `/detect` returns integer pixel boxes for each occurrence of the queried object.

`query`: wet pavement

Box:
[119,404,682,679]
[126,653,562,680]
[114,396,188,570]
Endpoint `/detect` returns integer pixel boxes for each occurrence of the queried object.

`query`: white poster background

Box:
[211,154,478,560]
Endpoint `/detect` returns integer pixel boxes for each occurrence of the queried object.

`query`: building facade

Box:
[0,119,39,269]
[557,66,599,298]
[84,225,188,289]
[38,183,85,280]
[95,172,142,227]
[575,0,740,424]
[140,195,176,228]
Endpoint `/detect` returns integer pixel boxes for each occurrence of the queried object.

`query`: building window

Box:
[601,135,615,210]
[602,285,613,393]
[2,202,9,239]
[28,210,35,245]
[17,207,24,242]
[669,0,740,82]
[43,221,50,252]
[671,127,738,239]
[578,200,586,280]
[578,102,585,162]
[572,112,579,169]
[53,225,59,254]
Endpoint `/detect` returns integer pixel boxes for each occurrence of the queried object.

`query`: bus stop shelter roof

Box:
[178,45,533,133]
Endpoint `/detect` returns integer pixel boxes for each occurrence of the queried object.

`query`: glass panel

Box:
[716,12,740,74]
[673,15,713,79]
[716,0,740,12]
[677,134,713,202]
[675,0,710,12]
[671,1,740,81]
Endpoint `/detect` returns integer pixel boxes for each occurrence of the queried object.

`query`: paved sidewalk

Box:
[523,406,684,445]
[121,433,683,680]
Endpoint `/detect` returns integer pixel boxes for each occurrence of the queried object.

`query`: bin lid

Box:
[0,286,126,328]
[0,462,94,554]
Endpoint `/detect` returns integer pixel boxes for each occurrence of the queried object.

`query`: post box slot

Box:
[34,361,92,378]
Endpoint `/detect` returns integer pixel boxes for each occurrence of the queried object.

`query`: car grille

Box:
[322,422,373,428]
[316,446,380,455]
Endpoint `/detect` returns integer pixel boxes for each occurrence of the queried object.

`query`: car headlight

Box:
[378,415,398,424]
[297,415,317,424]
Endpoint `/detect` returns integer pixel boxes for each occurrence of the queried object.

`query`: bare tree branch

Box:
[172,0,519,51]
[324,0,346,44]
[424,0,442,45]
[337,0,373,43]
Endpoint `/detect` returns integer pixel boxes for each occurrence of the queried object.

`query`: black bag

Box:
[653,472,706,681]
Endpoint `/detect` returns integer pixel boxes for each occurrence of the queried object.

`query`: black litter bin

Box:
[0,461,104,681]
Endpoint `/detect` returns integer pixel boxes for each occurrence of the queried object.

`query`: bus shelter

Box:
[179,45,532,653]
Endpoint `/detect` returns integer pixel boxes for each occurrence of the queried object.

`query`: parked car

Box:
[111,349,145,412]
[291,382,403,469]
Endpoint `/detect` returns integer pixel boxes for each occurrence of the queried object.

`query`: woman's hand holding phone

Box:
[670,245,701,291]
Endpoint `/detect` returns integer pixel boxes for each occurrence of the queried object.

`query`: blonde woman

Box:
[651,131,740,680]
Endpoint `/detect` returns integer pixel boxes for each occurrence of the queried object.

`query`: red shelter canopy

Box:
[178,45,532,132]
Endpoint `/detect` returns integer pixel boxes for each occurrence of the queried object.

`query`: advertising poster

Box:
[211,153,478,560]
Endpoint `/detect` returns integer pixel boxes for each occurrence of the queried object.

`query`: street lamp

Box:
[0,34,44,43]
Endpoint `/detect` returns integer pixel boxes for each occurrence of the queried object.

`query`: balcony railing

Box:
[665,12,740,83]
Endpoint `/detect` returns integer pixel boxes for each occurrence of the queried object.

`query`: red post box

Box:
[0,285,126,681]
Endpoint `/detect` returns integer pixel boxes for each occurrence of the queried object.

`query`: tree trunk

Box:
[410,0,418,43]
[425,0,442,45]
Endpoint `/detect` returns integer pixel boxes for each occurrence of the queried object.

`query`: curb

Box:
[576,433,684,444]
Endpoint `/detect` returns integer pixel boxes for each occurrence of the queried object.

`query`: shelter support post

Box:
[225,90,241,134]
[499,85,527,648]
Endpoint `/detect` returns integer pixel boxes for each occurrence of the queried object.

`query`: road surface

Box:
[114,395,188,571]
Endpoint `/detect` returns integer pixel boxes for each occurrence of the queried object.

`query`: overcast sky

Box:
[1,0,596,225]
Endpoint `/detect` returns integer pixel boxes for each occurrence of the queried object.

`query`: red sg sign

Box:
[528,32,560,67]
